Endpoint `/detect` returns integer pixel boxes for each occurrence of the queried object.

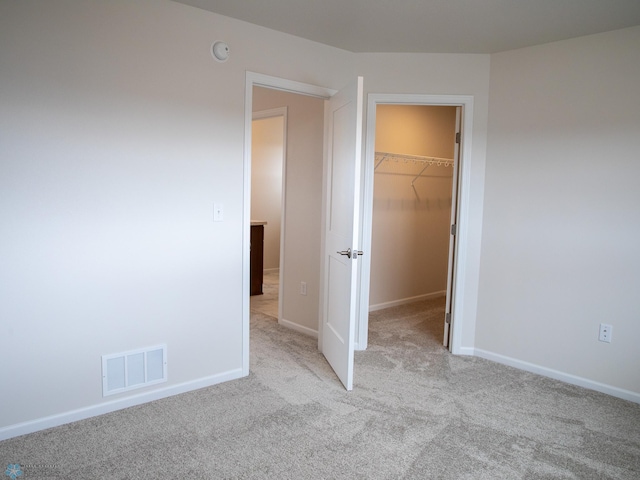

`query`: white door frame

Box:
[357,93,475,355]
[245,81,477,375]
[243,72,336,375]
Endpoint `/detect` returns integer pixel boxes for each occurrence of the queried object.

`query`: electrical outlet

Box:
[300,281,307,296]
[598,323,612,343]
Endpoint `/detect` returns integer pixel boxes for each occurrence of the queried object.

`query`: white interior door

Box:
[443,106,462,349]
[320,77,364,390]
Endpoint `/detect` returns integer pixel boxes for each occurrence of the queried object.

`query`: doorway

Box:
[368,105,457,345]
[244,75,477,380]
[243,79,329,376]
[250,109,286,318]
[357,94,474,355]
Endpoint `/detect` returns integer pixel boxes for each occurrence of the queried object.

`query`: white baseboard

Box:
[279,318,318,338]
[473,349,640,404]
[0,368,244,441]
[263,268,279,274]
[369,291,446,312]
[453,346,475,356]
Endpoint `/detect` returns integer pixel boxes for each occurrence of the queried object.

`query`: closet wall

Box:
[369,105,457,309]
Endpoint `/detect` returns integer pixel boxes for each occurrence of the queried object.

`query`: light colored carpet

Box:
[1,298,639,479]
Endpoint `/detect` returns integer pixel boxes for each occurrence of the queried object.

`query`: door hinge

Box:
[445,313,451,324]
[455,132,461,144]
[451,224,457,236]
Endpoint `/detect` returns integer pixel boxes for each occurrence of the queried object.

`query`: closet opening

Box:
[365,104,461,350]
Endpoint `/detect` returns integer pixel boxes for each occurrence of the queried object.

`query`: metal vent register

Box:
[102,345,167,396]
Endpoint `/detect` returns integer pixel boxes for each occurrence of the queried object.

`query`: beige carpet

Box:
[1,297,639,479]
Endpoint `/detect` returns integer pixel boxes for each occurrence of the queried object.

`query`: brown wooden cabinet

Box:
[250,223,265,295]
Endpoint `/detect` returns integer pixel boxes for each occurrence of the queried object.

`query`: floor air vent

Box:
[102,344,167,396]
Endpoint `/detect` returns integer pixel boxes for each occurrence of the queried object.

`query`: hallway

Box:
[250,270,279,319]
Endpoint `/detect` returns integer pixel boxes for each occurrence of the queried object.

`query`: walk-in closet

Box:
[369,105,457,313]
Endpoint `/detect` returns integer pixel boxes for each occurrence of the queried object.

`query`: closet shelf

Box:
[374,151,454,170]
[374,151,454,187]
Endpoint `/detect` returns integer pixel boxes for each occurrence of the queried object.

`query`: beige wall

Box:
[375,105,456,158]
[369,106,456,307]
[251,115,284,270]
[478,26,640,396]
[252,87,324,334]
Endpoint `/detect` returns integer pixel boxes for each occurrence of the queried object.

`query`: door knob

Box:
[337,248,365,259]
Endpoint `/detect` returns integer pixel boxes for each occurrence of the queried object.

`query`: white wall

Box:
[0,0,353,436]
[251,115,284,270]
[369,106,456,307]
[252,87,325,334]
[0,0,492,437]
[477,26,640,398]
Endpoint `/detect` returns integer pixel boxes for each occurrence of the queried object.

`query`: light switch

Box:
[213,203,224,222]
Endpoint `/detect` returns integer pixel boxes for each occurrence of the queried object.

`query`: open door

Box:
[320,77,364,390]
[443,107,462,349]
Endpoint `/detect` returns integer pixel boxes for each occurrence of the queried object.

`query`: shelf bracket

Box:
[410,163,431,186]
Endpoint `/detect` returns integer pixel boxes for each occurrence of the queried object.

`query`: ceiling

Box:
[173,0,640,54]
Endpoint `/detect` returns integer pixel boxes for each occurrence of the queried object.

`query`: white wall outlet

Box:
[213,203,224,222]
[598,323,612,343]
[300,281,307,296]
